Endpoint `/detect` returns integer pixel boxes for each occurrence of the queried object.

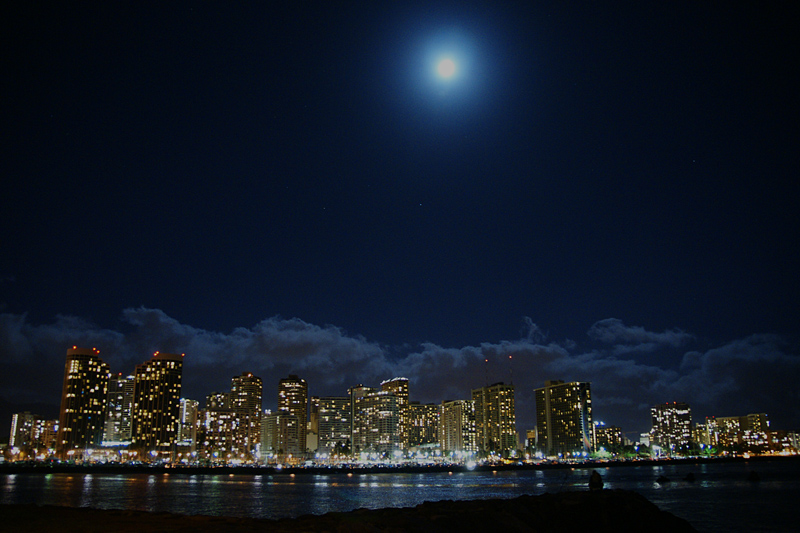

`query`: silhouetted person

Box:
[589,470,603,491]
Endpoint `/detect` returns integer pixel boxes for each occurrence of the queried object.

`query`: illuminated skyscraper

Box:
[593,422,624,451]
[56,347,110,459]
[408,402,439,448]
[472,382,517,455]
[261,410,301,460]
[365,390,399,454]
[32,418,59,453]
[206,392,231,409]
[131,352,183,458]
[197,392,231,458]
[534,380,593,456]
[349,385,373,455]
[307,396,320,452]
[102,374,135,445]
[199,392,237,460]
[381,377,409,449]
[440,399,477,454]
[177,398,199,450]
[278,375,308,453]
[309,396,320,435]
[349,384,400,455]
[231,372,263,457]
[318,396,351,455]
[703,412,768,450]
[10,412,36,448]
[650,401,692,454]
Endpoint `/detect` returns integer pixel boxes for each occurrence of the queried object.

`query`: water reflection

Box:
[1,461,798,531]
[78,474,93,507]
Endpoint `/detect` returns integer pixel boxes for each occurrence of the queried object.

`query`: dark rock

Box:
[589,469,604,490]
[0,490,698,532]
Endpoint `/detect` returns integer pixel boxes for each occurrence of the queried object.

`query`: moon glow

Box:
[437,58,456,78]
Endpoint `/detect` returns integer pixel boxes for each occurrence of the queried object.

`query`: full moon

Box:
[437,58,456,78]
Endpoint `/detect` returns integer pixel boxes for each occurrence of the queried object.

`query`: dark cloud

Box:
[1,309,798,442]
[675,335,800,419]
[587,318,694,356]
[0,312,125,403]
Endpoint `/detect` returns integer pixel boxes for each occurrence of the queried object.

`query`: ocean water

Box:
[2,459,798,532]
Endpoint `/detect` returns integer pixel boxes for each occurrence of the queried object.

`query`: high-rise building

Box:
[707,416,739,449]
[10,412,36,448]
[278,375,308,453]
[196,392,230,459]
[131,352,183,458]
[704,413,770,451]
[408,402,439,448]
[206,392,231,409]
[349,385,400,455]
[381,377,409,449]
[261,411,277,459]
[231,372,263,457]
[317,396,351,456]
[650,401,692,453]
[199,394,237,461]
[525,429,537,450]
[261,410,301,460]
[440,400,477,454]
[102,374,135,445]
[32,419,59,454]
[534,380,593,457]
[472,382,517,455]
[593,422,624,451]
[744,413,770,433]
[365,390,399,454]
[349,385,372,455]
[177,398,199,451]
[56,347,111,459]
[307,396,320,452]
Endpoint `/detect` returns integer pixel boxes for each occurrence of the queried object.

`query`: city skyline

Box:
[3,331,798,446]
[2,3,798,440]
[9,345,796,462]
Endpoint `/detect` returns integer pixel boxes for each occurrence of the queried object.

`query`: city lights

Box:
[4,347,798,468]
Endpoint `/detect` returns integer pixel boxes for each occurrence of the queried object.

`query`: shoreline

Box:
[1,453,795,477]
[0,489,698,532]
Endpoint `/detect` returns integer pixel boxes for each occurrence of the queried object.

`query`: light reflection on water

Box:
[1,460,799,531]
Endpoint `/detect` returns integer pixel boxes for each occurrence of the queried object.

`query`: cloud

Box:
[521,316,547,344]
[587,318,694,355]
[674,335,800,417]
[0,312,126,406]
[1,309,799,439]
[117,307,393,399]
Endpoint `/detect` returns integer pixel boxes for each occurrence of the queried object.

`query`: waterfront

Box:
[2,459,798,531]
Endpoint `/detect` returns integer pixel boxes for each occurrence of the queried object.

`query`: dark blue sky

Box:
[2,2,798,438]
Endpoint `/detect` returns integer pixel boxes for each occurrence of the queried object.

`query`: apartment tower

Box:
[534,380,593,456]
[278,375,308,453]
[131,352,183,457]
[231,372,263,457]
[56,347,110,459]
[472,382,517,455]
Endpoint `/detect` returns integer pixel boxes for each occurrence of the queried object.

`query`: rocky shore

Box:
[0,489,696,532]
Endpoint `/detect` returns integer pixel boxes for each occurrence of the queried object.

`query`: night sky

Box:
[2,2,798,441]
